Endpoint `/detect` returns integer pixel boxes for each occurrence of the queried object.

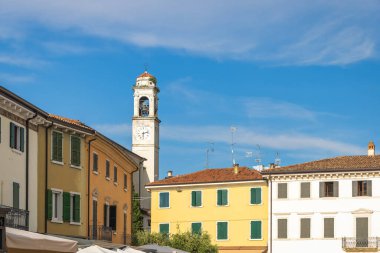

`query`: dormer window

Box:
[139,97,149,117]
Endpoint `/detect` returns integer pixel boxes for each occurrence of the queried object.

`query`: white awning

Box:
[6,227,77,253]
[77,245,116,253]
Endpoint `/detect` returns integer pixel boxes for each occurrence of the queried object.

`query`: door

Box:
[92,200,97,239]
[356,217,368,247]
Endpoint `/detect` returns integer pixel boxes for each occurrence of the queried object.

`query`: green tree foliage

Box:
[134,230,218,253]
[132,190,143,245]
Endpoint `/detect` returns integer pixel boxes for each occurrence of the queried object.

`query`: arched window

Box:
[139,97,149,117]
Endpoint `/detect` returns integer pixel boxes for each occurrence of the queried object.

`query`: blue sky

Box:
[1,0,379,178]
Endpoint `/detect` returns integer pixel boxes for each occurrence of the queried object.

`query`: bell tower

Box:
[132,71,160,213]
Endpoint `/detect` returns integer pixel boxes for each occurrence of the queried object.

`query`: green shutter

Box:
[57,133,62,161]
[192,222,202,234]
[10,122,14,148]
[74,195,80,222]
[63,192,70,222]
[217,222,228,240]
[217,190,222,205]
[159,224,169,234]
[217,190,228,206]
[251,221,262,239]
[196,191,202,206]
[71,136,81,166]
[192,191,201,207]
[160,192,169,208]
[47,189,53,220]
[52,132,63,162]
[251,188,261,204]
[13,182,19,208]
[20,127,24,152]
[93,153,98,172]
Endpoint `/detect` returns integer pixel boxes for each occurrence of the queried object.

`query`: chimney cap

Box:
[368,141,375,156]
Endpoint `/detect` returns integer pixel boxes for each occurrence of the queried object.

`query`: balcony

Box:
[89,225,112,242]
[0,205,29,231]
[342,237,380,252]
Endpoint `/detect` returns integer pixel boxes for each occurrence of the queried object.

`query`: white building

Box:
[262,142,380,253]
[0,86,49,232]
[131,71,160,230]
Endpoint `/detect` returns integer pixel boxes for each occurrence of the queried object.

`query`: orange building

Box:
[88,132,144,244]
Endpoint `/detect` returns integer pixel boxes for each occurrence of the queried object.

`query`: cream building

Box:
[0,86,49,232]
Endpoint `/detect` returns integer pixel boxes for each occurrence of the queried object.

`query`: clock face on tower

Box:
[135,126,151,141]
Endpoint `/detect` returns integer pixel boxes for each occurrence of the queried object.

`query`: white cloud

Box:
[1,0,379,65]
[0,55,49,68]
[0,73,35,84]
[42,42,93,55]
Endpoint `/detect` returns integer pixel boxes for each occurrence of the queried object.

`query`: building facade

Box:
[146,166,268,253]
[0,86,48,232]
[88,132,144,244]
[132,71,160,229]
[37,114,93,238]
[262,143,380,253]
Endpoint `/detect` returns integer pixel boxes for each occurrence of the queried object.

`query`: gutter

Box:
[44,123,53,233]
[25,113,38,213]
[87,137,96,239]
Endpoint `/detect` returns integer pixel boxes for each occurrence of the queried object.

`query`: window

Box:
[278,183,287,199]
[217,189,228,206]
[300,218,311,238]
[114,166,118,183]
[320,182,338,197]
[70,193,80,223]
[139,97,150,117]
[159,223,169,234]
[217,222,228,240]
[13,182,19,209]
[52,131,63,162]
[9,122,24,152]
[70,136,81,166]
[353,181,372,197]
[48,189,63,222]
[124,174,127,190]
[324,218,334,238]
[278,219,287,239]
[250,221,262,239]
[159,192,169,208]
[251,187,262,204]
[192,222,202,234]
[191,191,202,207]
[105,160,110,178]
[300,182,310,198]
[93,153,98,172]
[109,205,117,230]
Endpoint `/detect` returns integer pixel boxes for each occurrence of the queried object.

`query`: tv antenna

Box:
[205,142,214,168]
[275,152,281,166]
[255,144,262,165]
[144,63,149,72]
[230,126,237,165]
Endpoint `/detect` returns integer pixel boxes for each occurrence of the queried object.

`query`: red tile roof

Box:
[147,167,263,187]
[138,71,154,78]
[261,155,380,175]
[49,114,93,132]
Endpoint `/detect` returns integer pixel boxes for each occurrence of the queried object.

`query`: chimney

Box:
[368,141,375,156]
[165,170,173,179]
[269,163,275,169]
[233,164,239,174]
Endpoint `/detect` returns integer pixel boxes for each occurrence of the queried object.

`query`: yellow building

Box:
[37,114,93,238]
[88,132,144,244]
[146,166,268,253]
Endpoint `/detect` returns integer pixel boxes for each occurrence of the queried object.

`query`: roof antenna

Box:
[275,152,281,166]
[230,126,237,166]
[255,144,262,165]
[205,142,214,168]
[144,63,149,73]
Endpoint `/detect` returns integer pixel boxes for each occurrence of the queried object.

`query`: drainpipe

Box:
[269,175,273,253]
[25,113,38,213]
[44,123,53,233]
[87,137,96,239]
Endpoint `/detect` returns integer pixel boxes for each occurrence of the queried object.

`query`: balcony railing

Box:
[0,205,29,231]
[89,225,112,242]
[342,237,380,251]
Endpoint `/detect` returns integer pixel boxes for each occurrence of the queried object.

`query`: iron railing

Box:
[342,237,380,250]
[89,225,112,241]
[0,205,29,231]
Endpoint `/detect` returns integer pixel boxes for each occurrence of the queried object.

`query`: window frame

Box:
[51,188,63,223]
[250,220,263,240]
[92,152,98,173]
[353,180,372,197]
[191,190,203,207]
[9,122,25,152]
[277,218,288,239]
[105,160,110,179]
[51,130,64,164]
[123,173,127,191]
[159,223,170,234]
[324,217,334,239]
[114,166,118,184]
[70,135,81,168]
[216,221,229,241]
[250,187,262,205]
[300,217,311,239]
[159,192,170,209]
[69,192,81,225]
[216,189,229,206]
[191,222,202,235]
[277,183,288,199]
[300,182,311,199]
